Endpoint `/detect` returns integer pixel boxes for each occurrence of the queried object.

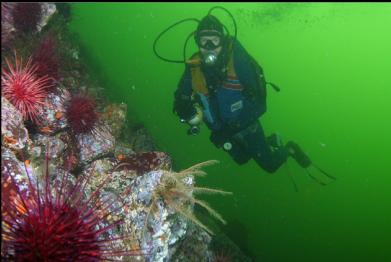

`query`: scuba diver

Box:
[154,7,335,184]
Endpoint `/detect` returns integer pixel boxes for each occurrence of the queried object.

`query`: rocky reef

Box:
[1,3,253,262]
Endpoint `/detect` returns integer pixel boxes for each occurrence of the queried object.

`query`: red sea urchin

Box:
[12,3,42,34]
[1,154,133,261]
[1,52,54,124]
[65,93,99,135]
[32,35,60,86]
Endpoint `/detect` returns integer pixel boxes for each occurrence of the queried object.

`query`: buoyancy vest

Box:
[185,47,252,131]
[186,50,238,96]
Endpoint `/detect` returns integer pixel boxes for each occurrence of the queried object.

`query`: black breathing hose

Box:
[153,18,200,64]
[183,30,197,63]
[208,6,237,42]
[153,6,238,64]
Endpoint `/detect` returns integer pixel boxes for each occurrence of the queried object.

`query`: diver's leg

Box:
[246,122,290,173]
[226,140,252,165]
[209,130,251,165]
[285,141,312,168]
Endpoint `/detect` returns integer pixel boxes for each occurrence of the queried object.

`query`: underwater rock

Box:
[114,151,172,176]
[59,72,81,92]
[83,161,129,219]
[82,158,119,193]
[1,2,15,47]
[128,125,158,153]
[118,160,230,262]
[36,3,56,32]
[114,142,136,159]
[71,49,79,60]
[100,103,128,139]
[81,159,147,261]
[169,223,213,262]
[77,124,115,164]
[1,97,30,151]
[56,132,80,171]
[35,88,70,135]
[30,133,66,161]
[1,147,34,255]
[209,232,253,262]
[1,148,33,198]
[123,170,189,262]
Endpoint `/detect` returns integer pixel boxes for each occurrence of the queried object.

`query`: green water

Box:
[69,3,391,262]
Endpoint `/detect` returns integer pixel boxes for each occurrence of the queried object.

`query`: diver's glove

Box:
[173,92,197,121]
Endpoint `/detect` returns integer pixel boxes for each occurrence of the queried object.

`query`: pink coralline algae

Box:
[114,151,172,175]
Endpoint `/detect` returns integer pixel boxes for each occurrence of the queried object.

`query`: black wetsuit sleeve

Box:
[233,40,267,122]
[173,65,196,121]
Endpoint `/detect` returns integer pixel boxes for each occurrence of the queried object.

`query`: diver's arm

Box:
[233,40,267,121]
[173,65,197,121]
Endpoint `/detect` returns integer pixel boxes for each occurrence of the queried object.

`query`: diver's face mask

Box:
[197,32,223,66]
[199,35,221,50]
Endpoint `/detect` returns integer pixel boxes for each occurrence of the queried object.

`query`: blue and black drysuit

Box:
[174,38,289,173]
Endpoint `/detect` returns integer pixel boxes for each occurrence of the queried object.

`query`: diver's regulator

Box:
[203,50,218,66]
[180,104,203,136]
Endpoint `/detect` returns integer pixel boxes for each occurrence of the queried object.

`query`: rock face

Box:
[80,156,187,262]
[124,170,188,262]
[128,125,158,153]
[35,88,70,135]
[76,123,116,164]
[37,3,56,32]
[100,103,128,139]
[80,156,220,262]
[1,97,30,151]
[169,223,213,262]
[1,4,250,260]
[1,3,15,46]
